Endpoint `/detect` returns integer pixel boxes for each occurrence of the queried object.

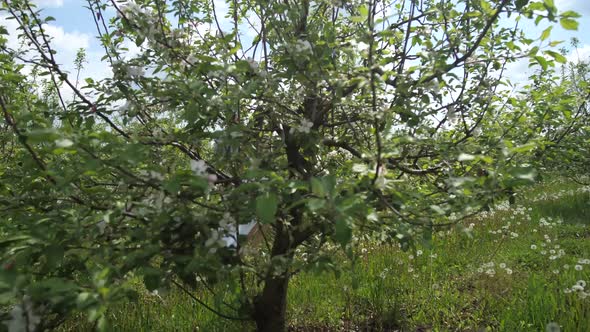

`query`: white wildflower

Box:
[545,322,561,332]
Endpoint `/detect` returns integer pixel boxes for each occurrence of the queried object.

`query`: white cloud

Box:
[1,15,22,50]
[1,15,102,99]
[41,24,90,53]
[33,0,64,8]
[566,43,590,63]
[503,57,534,88]
[555,0,590,14]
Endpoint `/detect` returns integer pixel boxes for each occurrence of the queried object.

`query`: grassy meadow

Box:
[61,179,590,331]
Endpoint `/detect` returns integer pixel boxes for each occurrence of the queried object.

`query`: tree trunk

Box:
[254,274,290,332]
[253,216,294,332]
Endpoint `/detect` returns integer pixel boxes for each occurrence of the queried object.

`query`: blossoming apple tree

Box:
[0,0,581,331]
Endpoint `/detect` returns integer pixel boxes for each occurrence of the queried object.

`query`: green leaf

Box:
[422,226,433,249]
[311,178,326,197]
[533,55,548,70]
[561,10,581,18]
[256,192,278,224]
[480,0,493,14]
[540,26,552,41]
[358,4,369,17]
[135,35,145,46]
[334,217,352,246]
[515,0,529,10]
[307,198,326,211]
[143,269,161,291]
[543,0,555,8]
[559,18,578,30]
[0,235,31,249]
[544,50,566,64]
[323,175,337,197]
[45,245,64,269]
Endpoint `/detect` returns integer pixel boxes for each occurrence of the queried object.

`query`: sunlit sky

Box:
[2,0,590,95]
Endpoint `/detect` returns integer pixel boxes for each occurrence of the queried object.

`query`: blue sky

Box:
[2,0,590,95]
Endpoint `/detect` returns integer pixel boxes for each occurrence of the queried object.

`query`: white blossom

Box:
[97,220,107,234]
[120,1,141,17]
[190,160,208,175]
[293,39,312,54]
[447,105,457,122]
[55,138,73,148]
[295,118,313,134]
[246,57,259,72]
[127,66,145,78]
[118,100,132,112]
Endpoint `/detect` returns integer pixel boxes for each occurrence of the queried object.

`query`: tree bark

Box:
[254,273,290,332]
[253,217,294,332]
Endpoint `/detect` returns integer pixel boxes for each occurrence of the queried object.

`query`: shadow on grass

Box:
[530,191,590,225]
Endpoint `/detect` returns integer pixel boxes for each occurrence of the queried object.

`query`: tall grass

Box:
[60,180,590,331]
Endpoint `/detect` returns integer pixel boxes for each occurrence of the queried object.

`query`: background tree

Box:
[533,39,590,184]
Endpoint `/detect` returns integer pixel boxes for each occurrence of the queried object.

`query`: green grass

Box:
[60,180,590,331]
